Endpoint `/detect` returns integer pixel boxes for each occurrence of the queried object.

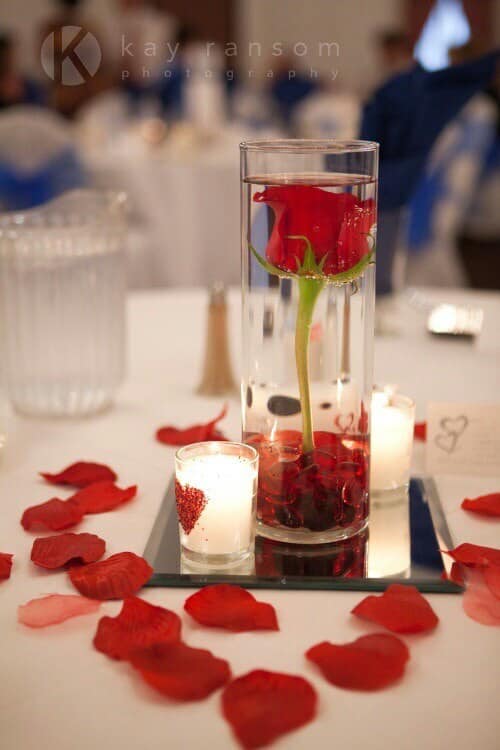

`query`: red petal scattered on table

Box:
[184,584,279,632]
[156,405,228,446]
[414,422,427,441]
[445,562,465,586]
[461,493,500,518]
[40,461,117,488]
[445,543,500,568]
[18,594,100,627]
[69,552,153,600]
[94,596,181,660]
[129,642,231,701]
[483,566,500,600]
[351,583,439,634]
[70,482,137,514]
[463,570,500,626]
[221,669,317,749]
[306,633,410,691]
[0,553,13,581]
[21,498,84,532]
[31,532,105,569]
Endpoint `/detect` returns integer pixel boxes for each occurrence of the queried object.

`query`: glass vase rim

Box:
[239,138,379,154]
[175,441,259,466]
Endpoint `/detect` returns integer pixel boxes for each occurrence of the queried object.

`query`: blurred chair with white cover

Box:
[405,95,496,287]
[0,106,85,211]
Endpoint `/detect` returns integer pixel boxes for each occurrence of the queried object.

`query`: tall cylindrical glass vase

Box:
[241,140,378,544]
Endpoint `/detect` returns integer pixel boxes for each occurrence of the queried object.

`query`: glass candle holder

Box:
[241,139,378,544]
[175,441,258,568]
[370,389,415,493]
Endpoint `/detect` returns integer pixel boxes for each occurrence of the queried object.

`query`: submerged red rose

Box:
[0,553,13,581]
[461,493,500,518]
[69,482,137,514]
[129,642,231,701]
[31,532,105,569]
[156,405,228,446]
[253,185,375,277]
[221,669,317,749]
[351,583,439,634]
[94,596,181,660]
[184,584,279,632]
[306,633,410,691]
[69,552,153,600]
[40,461,117,488]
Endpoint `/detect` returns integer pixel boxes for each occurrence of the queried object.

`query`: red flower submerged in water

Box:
[253,185,375,277]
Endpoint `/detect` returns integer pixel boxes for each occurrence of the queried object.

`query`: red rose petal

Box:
[414,422,427,441]
[40,461,117,488]
[70,481,137,514]
[69,552,153,600]
[221,669,317,749]
[184,584,279,632]
[156,405,228,446]
[94,596,181,660]
[0,553,13,581]
[31,532,105,569]
[461,493,500,518]
[445,543,500,568]
[18,594,100,627]
[483,566,500,600]
[21,498,84,532]
[463,570,500,626]
[306,633,409,691]
[447,562,465,585]
[351,583,439,634]
[129,642,231,701]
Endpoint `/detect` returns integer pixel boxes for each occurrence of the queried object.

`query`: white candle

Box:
[175,443,258,564]
[370,390,415,492]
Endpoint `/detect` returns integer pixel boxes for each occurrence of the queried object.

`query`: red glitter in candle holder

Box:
[175,480,207,535]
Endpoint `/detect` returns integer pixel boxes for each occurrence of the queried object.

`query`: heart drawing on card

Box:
[434,415,469,454]
[334,412,355,433]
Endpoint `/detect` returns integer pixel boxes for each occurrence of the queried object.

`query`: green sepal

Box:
[249,235,375,285]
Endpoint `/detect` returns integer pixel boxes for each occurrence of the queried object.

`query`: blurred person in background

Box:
[269,56,319,131]
[0,31,45,110]
[377,29,414,79]
[118,0,177,115]
[39,0,111,118]
[455,45,500,289]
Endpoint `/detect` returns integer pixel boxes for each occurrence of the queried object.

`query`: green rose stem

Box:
[295,276,325,454]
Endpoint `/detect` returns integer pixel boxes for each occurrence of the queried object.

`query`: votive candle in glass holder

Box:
[370,389,415,493]
[175,441,258,567]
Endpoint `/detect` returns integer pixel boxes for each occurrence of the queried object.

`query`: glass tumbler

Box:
[175,441,259,568]
[0,189,127,417]
[241,139,378,544]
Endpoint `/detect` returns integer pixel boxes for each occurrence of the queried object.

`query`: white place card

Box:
[426,403,500,477]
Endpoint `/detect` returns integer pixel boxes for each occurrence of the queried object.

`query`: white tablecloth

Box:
[1,287,499,750]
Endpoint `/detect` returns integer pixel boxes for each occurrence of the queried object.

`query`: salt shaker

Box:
[197,283,236,396]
